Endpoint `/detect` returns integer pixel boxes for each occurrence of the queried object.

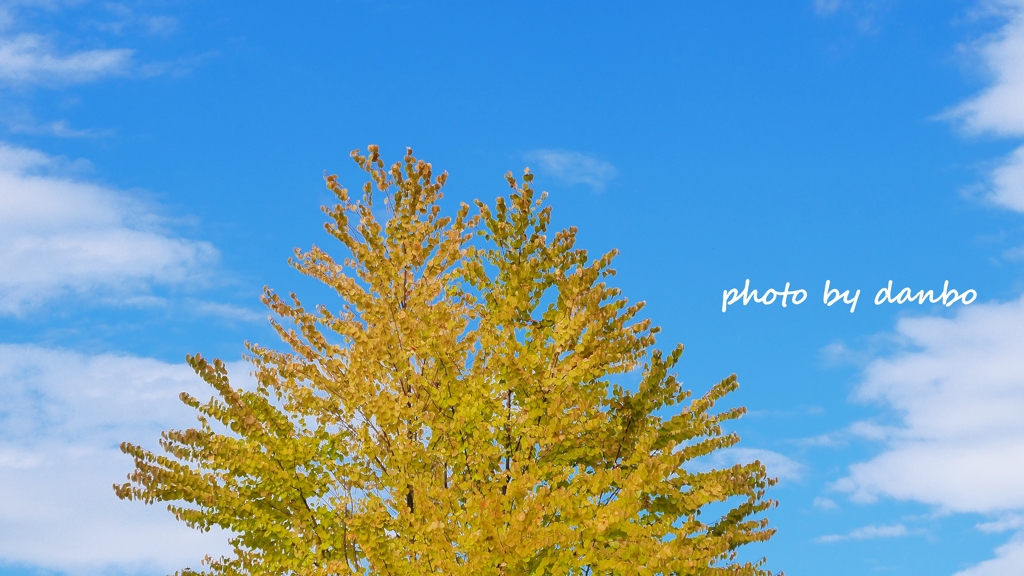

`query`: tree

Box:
[116,146,778,576]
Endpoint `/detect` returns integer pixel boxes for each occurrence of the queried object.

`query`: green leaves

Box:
[116,147,778,576]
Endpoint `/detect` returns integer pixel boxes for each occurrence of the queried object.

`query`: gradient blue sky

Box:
[2,1,1024,575]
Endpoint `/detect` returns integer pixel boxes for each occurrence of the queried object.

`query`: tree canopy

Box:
[116,146,778,575]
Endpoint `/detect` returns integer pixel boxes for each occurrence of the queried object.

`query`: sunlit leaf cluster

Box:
[116,146,778,575]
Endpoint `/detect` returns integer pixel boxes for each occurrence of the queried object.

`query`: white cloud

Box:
[84,3,179,37]
[524,149,618,191]
[943,1,1024,211]
[1004,242,1024,260]
[7,117,113,138]
[953,534,1024,576]
[0,344,242,573]
[815,0,844,16]
[144,15,178,36]
[834,295,1024,514]
[816,523,908,543]
[796,433,846,447]
[0,33,132,85]
[188,299,266,323]
[811,0,890,34]
[690,447,804,482]
[0,8,13,32]
[945,1,1024,137]
[986,144,1024,211]
[977,514,1024,533]
[814,496,839,510]
[0,143,217,315]
[918,14,1024,572]
[833,292,1024,576]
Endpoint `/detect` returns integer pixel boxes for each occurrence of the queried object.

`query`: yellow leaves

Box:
[114,146,778,576]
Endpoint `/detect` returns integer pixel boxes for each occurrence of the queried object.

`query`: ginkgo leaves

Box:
[116,146,778,576]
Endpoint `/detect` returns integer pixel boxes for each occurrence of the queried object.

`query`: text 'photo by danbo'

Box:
[722,279,977,312]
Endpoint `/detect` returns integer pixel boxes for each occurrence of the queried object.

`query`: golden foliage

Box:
[115,146,778,575]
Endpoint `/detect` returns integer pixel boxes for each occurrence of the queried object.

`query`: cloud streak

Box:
[524,149,618,191]
[987,145,1024,211]
[943,1,1024,212]
[0,34,132,86]
[816,523,909,543]
[944,1,1024,137]
[834,295,1024,514]
[0,143,218,316]
[6,117,113,138]
[953,535,1024,576]
[688,447,804,482]
[833,294,1024,576]
[0,344,241,573]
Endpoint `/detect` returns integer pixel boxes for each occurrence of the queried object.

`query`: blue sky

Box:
[2,1,1024,574]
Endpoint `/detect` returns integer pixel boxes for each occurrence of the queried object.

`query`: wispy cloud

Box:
[829,292,1024,576]
[977,514,1024,533]
[795,432,847,447]
[0,33,132,86]
[942,1,1024,212]
[0,143,218,315]
[812,0,892,34]
[814,496,840,510]
[953,534,1024,576]
[1003,242,1024,260]
[87,3,179,37]
[0,344,238,573]
[814,0,844,15]
[688,447,804,482]
[816,523,908,543]
[524,149,618,191]
[833,295,1024,514]
[944,1,1024,137]
[6,116,113,138]
[986,145,1024,210]
[0,2,186,88]
[188,299,267,324]
[841,12,1024,558]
